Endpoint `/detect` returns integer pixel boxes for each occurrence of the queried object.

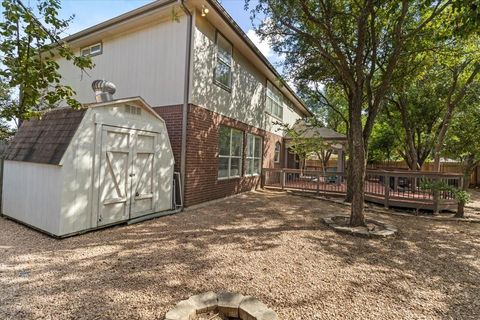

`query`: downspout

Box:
[178,0,192,210]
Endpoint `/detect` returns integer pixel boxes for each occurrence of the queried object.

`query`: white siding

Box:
[2,161,62,235]
[191,16,266,129]
[57,17,188,106]
[268,99,304,135]
[191,15,304,134]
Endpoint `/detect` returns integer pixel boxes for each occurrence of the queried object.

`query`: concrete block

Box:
[239,296,269,320]
[217,291,244,318]
[164,299,196,320]
[187,291,218,314]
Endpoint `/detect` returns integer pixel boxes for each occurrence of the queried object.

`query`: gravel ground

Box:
[467,188,480,215]
[1,190,479,320]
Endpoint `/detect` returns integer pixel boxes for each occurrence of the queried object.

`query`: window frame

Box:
[80,42,103,57]
[245,133,263,176]
[266,81,283,119]
[213,31,233,92]
[218,126,243,180]
[274,142,281,163]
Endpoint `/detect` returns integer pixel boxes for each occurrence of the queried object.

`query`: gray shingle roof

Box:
[4,108,86,165]
[290,120,347,140]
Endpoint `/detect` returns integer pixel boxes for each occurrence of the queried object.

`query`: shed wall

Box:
[58,103,174,236]
[2,161,62,235]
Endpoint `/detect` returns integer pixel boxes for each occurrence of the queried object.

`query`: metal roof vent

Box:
[92,80,116,103]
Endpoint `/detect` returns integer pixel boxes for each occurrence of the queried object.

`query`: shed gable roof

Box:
[4,108,86,165]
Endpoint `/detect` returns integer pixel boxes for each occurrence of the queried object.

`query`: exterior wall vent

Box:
[125,105,141,115]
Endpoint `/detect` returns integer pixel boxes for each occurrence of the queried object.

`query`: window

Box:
[246,134,262,176]
[218,126,243,179]
[214,32,233,90]
[81,42,102,57]
[274,142,281,163]
[266,81,283,119]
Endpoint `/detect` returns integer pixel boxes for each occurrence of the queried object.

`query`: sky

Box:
[57,0,282,67]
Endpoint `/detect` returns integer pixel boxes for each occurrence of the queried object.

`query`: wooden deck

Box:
[262,169,463,212]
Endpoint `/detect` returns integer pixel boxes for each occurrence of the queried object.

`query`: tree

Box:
[0,83,16,141]
[0,0,92,126]
[368,115,400,163]
[380,30,479,171]
[251,0,455,226]
[430,41,480,171]
[443,103,480,217]
[277,119,336,176]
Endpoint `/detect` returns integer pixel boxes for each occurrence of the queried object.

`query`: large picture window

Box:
[218,126,243,179]
[246,134,262,176]
[266,81,283,119]
[214,32,233,90]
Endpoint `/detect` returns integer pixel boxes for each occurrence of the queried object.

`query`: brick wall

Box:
[263,131,284,169]
[153,105,183,172]
[154,104,285,207]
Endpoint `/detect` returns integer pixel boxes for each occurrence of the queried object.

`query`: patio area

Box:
[1,190,479,319]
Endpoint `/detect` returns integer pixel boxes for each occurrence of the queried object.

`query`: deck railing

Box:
[262,168,464,212]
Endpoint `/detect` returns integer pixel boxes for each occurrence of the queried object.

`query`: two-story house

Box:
[56,0,312,207]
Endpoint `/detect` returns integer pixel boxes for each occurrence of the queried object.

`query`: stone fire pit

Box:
[323,215,398,238]
[164,291,277,320]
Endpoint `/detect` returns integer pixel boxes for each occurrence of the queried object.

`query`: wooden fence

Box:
[368,161,479,186]
[262,168,463,212]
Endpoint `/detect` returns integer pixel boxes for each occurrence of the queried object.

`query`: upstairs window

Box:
[274,142,281,163]
[81,42,103,57]
[218,126,243,179]
[266,81,283,119]
[246,134,262,176]
[214,32,233,90]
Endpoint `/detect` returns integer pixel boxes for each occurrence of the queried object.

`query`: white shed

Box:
[2,97,175,237]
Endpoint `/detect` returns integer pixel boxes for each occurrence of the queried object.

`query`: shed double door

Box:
[97,126,159,226]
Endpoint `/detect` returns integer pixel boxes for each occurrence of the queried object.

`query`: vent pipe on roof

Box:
[92,80,116,103]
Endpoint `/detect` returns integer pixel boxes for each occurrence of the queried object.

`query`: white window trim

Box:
[245,133,262,177]
[214,31,233,91]
[266,81,283,119]
[274,142,281,163]
[218,127,243,180]
[80,42,103,57]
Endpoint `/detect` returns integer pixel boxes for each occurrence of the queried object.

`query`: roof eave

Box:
[63,0,177,43]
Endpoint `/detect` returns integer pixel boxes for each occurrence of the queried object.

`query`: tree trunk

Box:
[456,202,465,218]
[349,141,366,226]
[455,168,472,218]
[348,93,367,227]
[345,132,354,203]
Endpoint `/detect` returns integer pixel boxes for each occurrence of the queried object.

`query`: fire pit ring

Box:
[323,215,398,238]
[164,291,277,320]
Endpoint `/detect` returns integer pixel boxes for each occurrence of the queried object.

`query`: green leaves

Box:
[443,99,480,168]
[0,0,92,124]
[420,180,471,204]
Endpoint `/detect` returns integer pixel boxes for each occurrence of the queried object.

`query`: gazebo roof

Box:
[289,120,347,140]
